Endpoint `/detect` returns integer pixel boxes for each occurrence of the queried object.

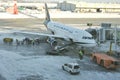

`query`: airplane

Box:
[16,3,96,48]
[43,3,96,47]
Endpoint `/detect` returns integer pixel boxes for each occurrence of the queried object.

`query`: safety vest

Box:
[79,51,83,56]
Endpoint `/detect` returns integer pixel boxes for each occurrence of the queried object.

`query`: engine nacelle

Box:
[47,37,57,46]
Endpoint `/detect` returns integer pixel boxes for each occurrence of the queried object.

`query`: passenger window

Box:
[82,36,93,39]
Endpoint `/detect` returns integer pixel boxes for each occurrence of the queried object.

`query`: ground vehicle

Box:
[62,63,80,74]
[3,38,13,44]
[92,53,120,69]
[46,46,68,55]
[46,50,59,55]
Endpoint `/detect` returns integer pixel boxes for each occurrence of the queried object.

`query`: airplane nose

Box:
[93,40,97,46]
[93,43,97,46]
[88,40,97,47]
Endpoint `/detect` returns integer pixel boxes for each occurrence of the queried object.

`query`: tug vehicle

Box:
[92,53,120,69]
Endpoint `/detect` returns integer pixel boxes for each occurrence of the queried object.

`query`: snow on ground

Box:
[0,50,120,80]
[0,50,75,80]
[0,13,30,19]
[21,11,120,18]
[0,18,120,80]
[0,32,120,80]
[1,12,120,19]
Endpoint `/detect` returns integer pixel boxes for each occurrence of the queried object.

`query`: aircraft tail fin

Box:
[44,3,51,24]
[44,3,51,26]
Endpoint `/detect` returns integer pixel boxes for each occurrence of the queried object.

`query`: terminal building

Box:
[1,1,120,13]
[57,1,120,13]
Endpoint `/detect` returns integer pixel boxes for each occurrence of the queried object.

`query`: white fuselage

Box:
[47,21,96,47]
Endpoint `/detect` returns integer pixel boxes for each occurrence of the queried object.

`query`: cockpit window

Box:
[82,36,93,39]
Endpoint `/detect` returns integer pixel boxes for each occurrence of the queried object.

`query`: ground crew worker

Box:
[78,50,83,60]
[81,47,85,54]
[32,39,35,45]
[16,39,20,46]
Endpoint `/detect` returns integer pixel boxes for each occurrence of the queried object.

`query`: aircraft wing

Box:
[15,31,67,39]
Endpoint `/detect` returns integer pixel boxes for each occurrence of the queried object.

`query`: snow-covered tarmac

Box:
[0,12,120,80]
[0,32,119,80]
[0,49,120,80]
[1,12,120,19]
[0,13,30,19]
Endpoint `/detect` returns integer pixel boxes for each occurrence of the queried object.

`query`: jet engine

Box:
[47,37,57,47]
